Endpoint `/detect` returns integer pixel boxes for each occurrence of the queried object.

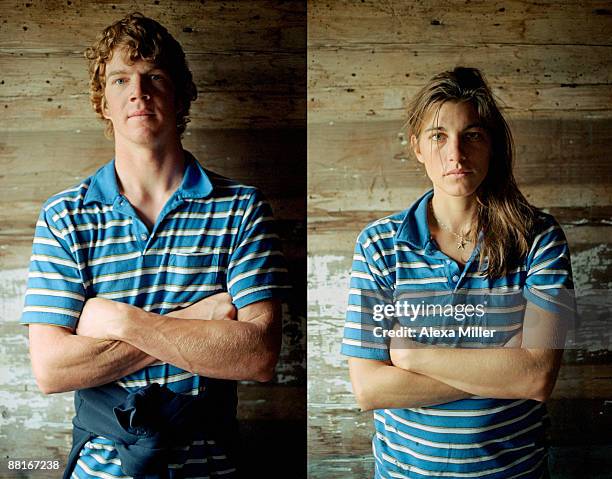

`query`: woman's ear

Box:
[411,135,424,164]
[175,94,184,116]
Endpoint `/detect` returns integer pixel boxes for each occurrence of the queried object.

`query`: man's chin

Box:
[119,129,163,147]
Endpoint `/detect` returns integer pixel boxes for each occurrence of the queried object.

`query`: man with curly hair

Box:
[21,12,288,478]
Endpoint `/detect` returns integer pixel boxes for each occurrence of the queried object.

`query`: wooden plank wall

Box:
[307,1,612,478]
[0,1,306,476]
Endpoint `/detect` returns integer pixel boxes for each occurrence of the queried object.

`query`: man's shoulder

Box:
[39,176,96,221]
[200,168,264,204]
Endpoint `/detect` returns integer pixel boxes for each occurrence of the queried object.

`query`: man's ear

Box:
[102,96,110,119]
[175,94,185,117]
[411,134,424,164]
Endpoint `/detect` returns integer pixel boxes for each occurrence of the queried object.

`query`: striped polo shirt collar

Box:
[395,189,485,263]
[82,150,214,206]
[394,189,435,250]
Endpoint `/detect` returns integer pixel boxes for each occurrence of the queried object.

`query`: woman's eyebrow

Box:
[423,123,485,133]
[464,122,484,130]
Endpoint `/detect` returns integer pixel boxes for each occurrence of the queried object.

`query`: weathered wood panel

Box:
[0,0,307,475]
[309,84,612,123]
[310,45,612,88]
[0,50,305,130]
[309,0,612,47]
[308,119,612,194]
[0,128,305,217]
[0,0,305,53]
[1,88,305,130]
[308,1,612,123]
[308,1,612,476]
[0,0,307,130]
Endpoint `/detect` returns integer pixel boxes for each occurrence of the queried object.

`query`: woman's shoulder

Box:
[355,210,408,246]
[529,209,567,244]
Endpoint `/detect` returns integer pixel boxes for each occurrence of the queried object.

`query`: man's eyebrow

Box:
[106,67,165,79]
[106,70,128,79]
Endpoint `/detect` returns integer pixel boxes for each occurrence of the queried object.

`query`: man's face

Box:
[411,101,491,198]
[103,48,179,148]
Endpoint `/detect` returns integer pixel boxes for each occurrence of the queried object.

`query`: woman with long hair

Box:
[342,67,575,478]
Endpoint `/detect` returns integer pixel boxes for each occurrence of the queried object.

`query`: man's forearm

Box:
[392,348,561,401]
[113,303,279,381]
[349,358,471,411]
[28,324,158,394]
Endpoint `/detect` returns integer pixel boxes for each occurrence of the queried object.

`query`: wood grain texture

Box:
[308,119,612,196]
[0,0,305,53]
[308,0,612,47]
[309,45,612,88]
[308,0,612,123]
[0,128,305,216]
[0,0,307,470]
[309,84,612,123]
[308,1,612,469]
[0,0,306,130]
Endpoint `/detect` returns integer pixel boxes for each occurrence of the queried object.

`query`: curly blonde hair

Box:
[85,12,197,138]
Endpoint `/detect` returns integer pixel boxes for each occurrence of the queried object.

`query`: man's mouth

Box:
[128,111,155,118]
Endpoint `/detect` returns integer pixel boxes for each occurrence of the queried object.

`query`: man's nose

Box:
[130,75,150,101]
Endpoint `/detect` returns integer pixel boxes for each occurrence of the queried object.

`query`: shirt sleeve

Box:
[21,207,86,330]
[341,228,395,361]
[523,215,576,317]
[227,188,290,309]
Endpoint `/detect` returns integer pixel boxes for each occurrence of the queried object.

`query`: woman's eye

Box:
[114,78,125,85]
[465,132,482,141]
[430,133,445,141]
[151,74,162,81]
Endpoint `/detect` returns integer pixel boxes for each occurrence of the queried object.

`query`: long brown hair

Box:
[85,12,197,139]
[405,67,537,278]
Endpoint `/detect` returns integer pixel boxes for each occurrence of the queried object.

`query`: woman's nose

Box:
[447,137,465,162]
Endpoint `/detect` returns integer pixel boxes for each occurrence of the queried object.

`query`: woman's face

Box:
[411,101,491,199]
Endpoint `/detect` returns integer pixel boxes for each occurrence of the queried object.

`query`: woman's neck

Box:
[430,189,478,235]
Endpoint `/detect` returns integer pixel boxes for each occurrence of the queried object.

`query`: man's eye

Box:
[151,74,162,81]
[430,133,445,141]
[465,132,482,141]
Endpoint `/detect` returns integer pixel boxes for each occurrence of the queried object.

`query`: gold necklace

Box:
[429,201,474,250]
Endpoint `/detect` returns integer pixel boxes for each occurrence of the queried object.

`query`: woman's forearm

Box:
[348,357,472,411]
[391,347,562,401]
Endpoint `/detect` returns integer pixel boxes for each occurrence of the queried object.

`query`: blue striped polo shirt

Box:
[342,189,575,479]
[21,151,289,478]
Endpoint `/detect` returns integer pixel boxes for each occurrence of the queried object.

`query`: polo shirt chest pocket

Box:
[168,250,227,293]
